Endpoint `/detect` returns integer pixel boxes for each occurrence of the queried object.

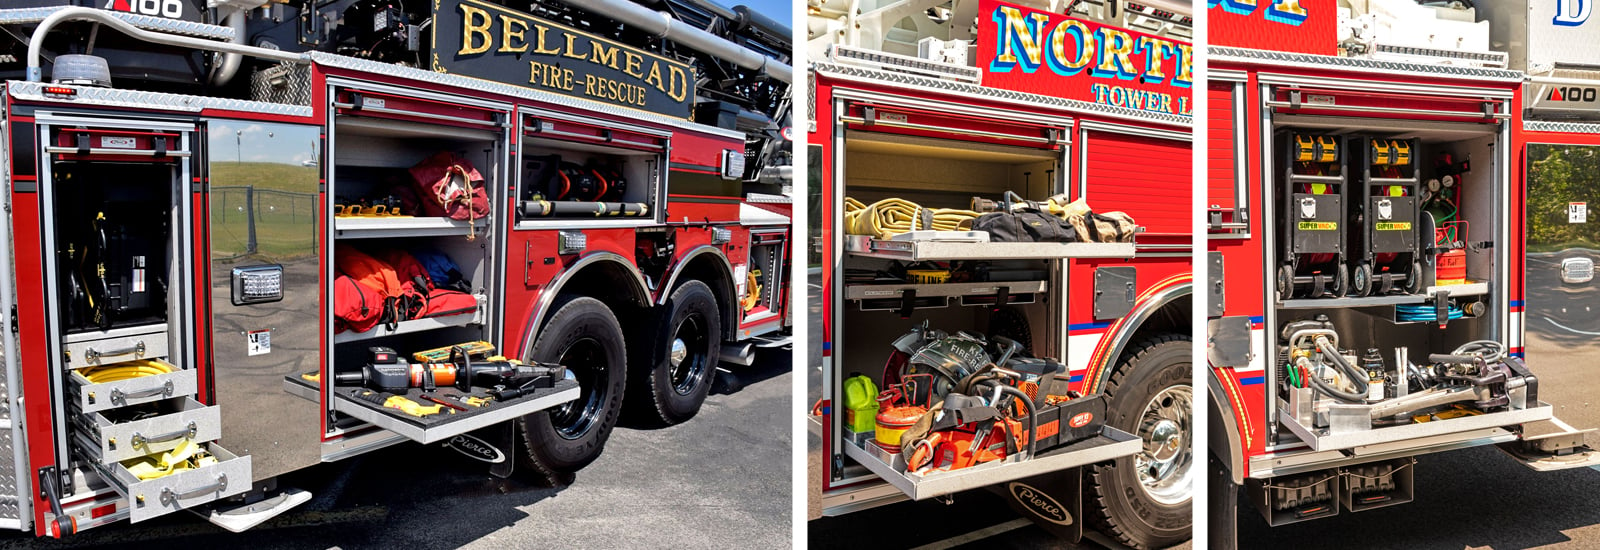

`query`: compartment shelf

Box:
[334,216,489,239]
[845,236,1134,261]
[845,280,1049,300]
[841,426,1141,501]
[333,309,481,344]
[1279,280,1489,310]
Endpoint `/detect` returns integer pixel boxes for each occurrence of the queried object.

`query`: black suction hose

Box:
[984,383,1037,459]
[1307,335,1370,403]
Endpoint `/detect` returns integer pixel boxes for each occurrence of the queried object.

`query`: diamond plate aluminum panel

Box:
[308,52,745,141]
[1209,46,1525,83]
[7,80,312,117]
[1525,120,1600,134]
[249,62,313,106]
[810,62,1192,128]
[0,7,235,39]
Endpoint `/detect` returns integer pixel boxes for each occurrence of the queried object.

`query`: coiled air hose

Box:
[1451,340,1506,363]
[77,360,174,383]
[844,197,979,239]
[1395,303,1464,322]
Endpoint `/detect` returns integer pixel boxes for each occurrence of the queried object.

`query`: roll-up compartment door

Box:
[1083,131,1190,235]
[1208,81,1239,217]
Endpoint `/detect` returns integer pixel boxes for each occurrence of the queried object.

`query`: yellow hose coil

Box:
[78,360,174,383]
[844,197,978,239]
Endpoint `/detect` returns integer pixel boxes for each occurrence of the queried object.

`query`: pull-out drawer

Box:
[90,442,252,523]
[331,374,579,444]
[64,325,170,368]
[74,397,221,464]
[69,360,196,414]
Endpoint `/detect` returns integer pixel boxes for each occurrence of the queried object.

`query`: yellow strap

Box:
[384,395,445,416]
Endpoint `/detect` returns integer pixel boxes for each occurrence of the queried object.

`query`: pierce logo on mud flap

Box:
[1068,412,1094,428]
[1008,482,1073,526]
[445,433,506,464]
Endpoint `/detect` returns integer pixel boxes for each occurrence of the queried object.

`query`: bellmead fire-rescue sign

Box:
[977,0,1193,116]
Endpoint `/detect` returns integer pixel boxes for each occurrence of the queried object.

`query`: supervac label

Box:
[432,0,695,119]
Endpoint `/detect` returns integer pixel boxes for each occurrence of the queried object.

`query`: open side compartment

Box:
[1265,116,1557,453]
[39,119,251,524]
[514,112,666,224]
[742,228,789,329]
[830,125,1140,497]
[323,89,579,444]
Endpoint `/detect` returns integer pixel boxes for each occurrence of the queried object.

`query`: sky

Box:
[714,0,793,28]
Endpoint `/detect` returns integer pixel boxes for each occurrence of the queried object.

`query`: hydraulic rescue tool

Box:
[871,322,1107,474]
[335,346,564,394]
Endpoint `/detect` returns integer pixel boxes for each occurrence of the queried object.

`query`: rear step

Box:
[1498,418,1600,471]
[191,487,313,533]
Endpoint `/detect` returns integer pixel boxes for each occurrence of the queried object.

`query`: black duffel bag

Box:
[970,191,1078,243]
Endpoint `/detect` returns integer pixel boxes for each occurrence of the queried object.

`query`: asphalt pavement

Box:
[1,348,792,550]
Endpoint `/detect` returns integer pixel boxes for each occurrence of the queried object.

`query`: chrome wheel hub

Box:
[1135,384,1193,506]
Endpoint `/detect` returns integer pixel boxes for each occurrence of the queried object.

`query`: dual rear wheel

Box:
[515,282,721,483]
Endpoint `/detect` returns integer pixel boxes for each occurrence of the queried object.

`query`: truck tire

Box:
[628,280,721,426]
[517,295,627,484]
[1086,333,1193,549]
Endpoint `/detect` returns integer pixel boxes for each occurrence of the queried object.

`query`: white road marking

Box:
[908,518,1032,550]
[1543,316,1600,336]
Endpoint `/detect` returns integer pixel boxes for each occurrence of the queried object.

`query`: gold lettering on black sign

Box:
[449,0,689,105]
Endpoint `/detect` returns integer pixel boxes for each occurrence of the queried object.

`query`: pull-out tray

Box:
[330,375,580,444]
[1279,399,1555,452]
[88,441,252,523]
[74,396,221,464]
[845,236,1134,261]
[69,360,196,415]
[841,426,1140,501]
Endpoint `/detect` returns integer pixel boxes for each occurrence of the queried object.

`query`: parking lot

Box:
[3,348,792,550]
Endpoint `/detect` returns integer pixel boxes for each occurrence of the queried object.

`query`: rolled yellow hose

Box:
[844,197,978,238]
[78,360,174,383]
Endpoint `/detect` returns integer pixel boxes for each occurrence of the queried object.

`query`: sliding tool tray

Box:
[331,374,580,444]
[843,426,1139,500]
[1278,398,1555,452]
[845,236,1134,261]
[842,395,1135,501]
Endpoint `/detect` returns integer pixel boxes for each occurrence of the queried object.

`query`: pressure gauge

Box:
[1442,175,1456,188]
[1427,178,1441,192]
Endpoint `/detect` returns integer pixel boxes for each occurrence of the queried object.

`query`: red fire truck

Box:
[1207,1,1600,546]
[808,0,1193,547]
[0,0,791,537]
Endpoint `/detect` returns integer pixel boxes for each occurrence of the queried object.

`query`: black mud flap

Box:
[988,467,1082,542]
[442,424,516,478]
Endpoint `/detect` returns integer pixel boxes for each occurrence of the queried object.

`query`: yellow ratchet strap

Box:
[121,440,218,480]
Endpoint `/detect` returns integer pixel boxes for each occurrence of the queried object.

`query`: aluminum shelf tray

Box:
[844,280,1048,300]
[841,426,1140,501]
[332,310,479,344]
[1280,400,1554,452]
[845,236,1134,261]
[334,216,489,239]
